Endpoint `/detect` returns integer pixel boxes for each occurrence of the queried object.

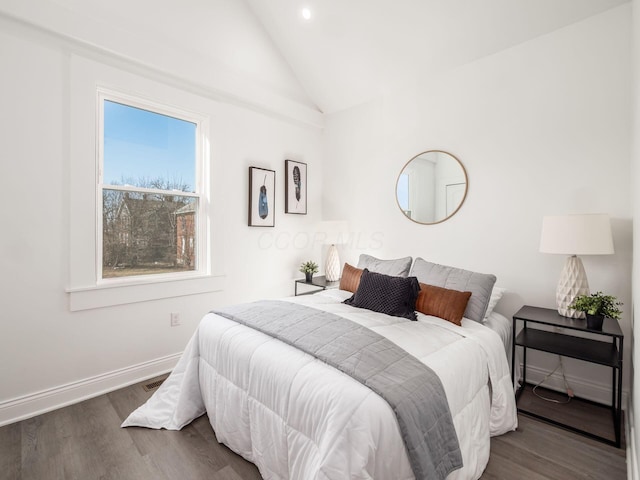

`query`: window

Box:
[98,90,206,281]
[68,60,220,311]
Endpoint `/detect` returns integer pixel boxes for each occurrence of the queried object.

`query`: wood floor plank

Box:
[487,436,590,480]
[142,428,230,479]
[110,376,250,479]
[191,414,262,480]
[212,465,254,480]
[99,454,168,480]
[0,377,627,480]
[482,451,552,480]
[55,395,151,479]
[57,396,127,477]
[20,411,69,480]
[483,415,626,480]
[0,422,21,480]
[517,385,619,442]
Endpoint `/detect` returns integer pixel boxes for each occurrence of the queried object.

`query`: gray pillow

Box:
[410,258,496,323]
[357,254,412,277]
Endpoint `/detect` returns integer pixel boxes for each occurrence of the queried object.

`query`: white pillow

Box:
[484,287,506,319]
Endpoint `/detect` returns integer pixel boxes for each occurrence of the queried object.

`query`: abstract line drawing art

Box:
[285,160,307,215]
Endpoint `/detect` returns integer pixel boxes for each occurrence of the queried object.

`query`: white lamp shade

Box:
[539,214,614,255]
[540,213,614,318]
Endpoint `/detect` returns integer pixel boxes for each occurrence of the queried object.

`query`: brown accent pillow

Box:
[415,283,472,326]
[339,263,364,293]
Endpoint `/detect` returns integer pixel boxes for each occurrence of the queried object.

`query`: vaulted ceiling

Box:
[245,0,628,113]
[0,0,629,117]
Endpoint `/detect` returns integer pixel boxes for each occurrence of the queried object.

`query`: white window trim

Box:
[68,55,223,311]
[96,88,210,286]
[66,275,224,311]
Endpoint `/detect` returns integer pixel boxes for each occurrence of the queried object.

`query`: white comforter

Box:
[123,290,517,480]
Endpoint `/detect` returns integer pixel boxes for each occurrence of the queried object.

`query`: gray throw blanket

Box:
[213,300,462,480]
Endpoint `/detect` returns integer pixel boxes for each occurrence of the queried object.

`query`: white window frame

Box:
[96,88,209,286]
[67,56,222,311]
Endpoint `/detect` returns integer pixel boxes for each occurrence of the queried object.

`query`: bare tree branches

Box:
[102,176,196,277]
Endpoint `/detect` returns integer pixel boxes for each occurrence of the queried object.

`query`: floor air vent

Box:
[142,378,166,392]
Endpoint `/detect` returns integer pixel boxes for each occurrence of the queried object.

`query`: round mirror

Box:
[396,150,468,224]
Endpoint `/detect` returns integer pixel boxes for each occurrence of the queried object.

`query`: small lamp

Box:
[319,221,348,282]
[539,214,614,318]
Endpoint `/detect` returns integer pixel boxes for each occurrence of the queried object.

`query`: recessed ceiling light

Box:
[301,7,312,20]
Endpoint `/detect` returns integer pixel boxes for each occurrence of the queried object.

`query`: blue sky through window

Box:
[103,100,196,192]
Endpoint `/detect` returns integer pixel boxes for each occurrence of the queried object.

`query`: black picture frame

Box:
[285,160,307,214]
[248,167,275,227]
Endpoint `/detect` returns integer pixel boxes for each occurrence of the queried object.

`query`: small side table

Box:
[295,275,340,296]
[512,305,624,447]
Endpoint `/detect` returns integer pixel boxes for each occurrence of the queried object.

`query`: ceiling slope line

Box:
[0,11,324,130]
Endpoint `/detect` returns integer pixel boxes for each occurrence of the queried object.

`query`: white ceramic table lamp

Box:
[320,221,348,282]
[539,214,614,318]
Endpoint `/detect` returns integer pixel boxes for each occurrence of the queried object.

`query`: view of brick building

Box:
[102,191,196,277]
[175,202,196,267]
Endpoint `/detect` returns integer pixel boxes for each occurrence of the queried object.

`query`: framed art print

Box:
[248,167,275,227]
[285,160,307,214]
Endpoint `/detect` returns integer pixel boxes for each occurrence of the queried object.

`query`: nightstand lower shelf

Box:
[516,383,621,447]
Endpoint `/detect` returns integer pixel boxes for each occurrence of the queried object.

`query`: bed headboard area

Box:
[348,254,501,324]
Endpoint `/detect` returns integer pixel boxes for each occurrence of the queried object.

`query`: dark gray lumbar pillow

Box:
[356,254,412,277]
[410,258,497,323]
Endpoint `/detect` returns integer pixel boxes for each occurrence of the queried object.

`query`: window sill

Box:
[66,274,225,311]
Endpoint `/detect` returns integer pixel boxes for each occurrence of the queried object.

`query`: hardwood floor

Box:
[485,415,626,479]
[0,376,627,480]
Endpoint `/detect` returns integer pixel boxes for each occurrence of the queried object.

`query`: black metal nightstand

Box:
[294,275,340,296]
[512,305,624,447]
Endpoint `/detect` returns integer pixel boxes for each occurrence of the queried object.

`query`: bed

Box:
[123,257,517,480]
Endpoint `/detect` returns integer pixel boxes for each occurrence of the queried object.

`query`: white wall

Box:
[631,0,639,477]
[324,6,632,403]
[0,12,324,424]
[0,0,320,123]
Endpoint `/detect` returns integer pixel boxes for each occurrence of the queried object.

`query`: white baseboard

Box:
[519,363,628,407]
[0,352,181,427]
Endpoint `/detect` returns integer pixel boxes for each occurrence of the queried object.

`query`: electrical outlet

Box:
[170,312,181,327]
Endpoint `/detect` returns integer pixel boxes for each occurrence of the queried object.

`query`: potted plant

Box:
[299,261,319,283]
[569,292,622,330]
